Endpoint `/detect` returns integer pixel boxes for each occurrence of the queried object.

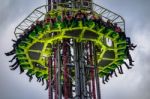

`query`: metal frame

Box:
[14,2,125,39]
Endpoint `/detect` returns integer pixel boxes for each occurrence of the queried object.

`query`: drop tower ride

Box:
[5,0,136,99]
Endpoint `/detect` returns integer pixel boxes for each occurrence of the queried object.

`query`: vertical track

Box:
[48,1,51,99]
[48,40,101,99]
[74,41,81,99]
[67,40,73,98]
[63,40,68,99]
[54,48,58,99]
[79,42,84,99]
[81,43,87,98]
[94,44,101,99]
[57,43,62,99]
[48,57,53,99]
[89,42,96,99]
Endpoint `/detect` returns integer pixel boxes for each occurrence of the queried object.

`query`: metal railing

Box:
[14,2,125,39]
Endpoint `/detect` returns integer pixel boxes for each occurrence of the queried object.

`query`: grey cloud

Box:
[94,0,150,99]
[0,0,47,99]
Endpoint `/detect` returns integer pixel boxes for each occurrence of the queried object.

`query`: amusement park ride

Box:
[5,0,136,99]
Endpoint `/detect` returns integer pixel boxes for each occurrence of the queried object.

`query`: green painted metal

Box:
[15,9,127,80]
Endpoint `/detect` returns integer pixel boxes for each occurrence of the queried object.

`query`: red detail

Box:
[48,57,52,99]
[89,42,96,99]
[54,48,58,99]
[63,40,69,99]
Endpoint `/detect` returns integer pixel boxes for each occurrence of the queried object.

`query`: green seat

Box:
[110,64,118,69]
[43,23,51,31]
[116,37,126,43]
[35,26,43,34]
[20,64,31,70]
[107,31,118,38]
[53,22,65,29]
[18,59,28,63]
[71,20,77,28]
[24,38,33,43]
[99,72,107,77]
[36,71,42,78]
[19,43,28,48]
[16,48,24,53]
[103,68,112,73]
[86,20,95,28]
[117,43,126,48]
[117,54,126,59]
[98,26,105,33]
[17,54,26,59]
[115,60,124,65]
[43,74,48,79]
[117,49,125,54]
[29,30,37,38]
[26,69,36,75]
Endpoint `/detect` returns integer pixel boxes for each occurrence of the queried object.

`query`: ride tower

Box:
[5,0,136,99]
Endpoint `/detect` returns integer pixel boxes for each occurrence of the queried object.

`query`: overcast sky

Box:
[0,0,150,99]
